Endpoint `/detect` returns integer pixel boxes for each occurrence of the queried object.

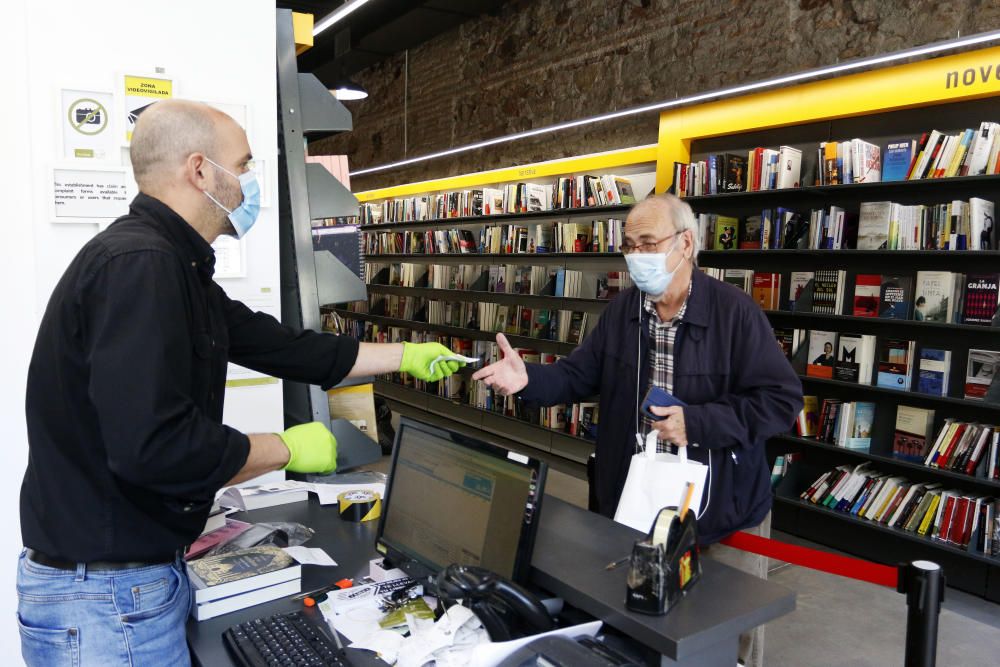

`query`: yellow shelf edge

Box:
[292,12,314,55]
[656,44,1000,193]
[355,144,657,202]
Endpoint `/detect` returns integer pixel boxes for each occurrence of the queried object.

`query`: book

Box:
[187,519,253,560]
[218,483,309,511]
[876,338,915,391]
[852,274,881,317]
[965,349,1000,399]
[806,330,838,378]
[916,348,952,396]
[914,271,955,322]
[567,312,588,345]
[191,578,301,622]
[777,145,803,188]
[788,271,814,310]
[202,503,227,535]
[723,154,748,192]
[187,546,301,605]
[833,333,875,384]
[714,216,739,250]
[774,327,804,361]
[883,141,915,181]
[752,272,781,310]
[970,197,996,250]
[893,406,936,463]
[961,273,999,325]
[878,274,914,319]
[811,269,845,315]
[846,402,876,451]
[739,216,763,249]
[857,201,893,250]
[797,395,820,437]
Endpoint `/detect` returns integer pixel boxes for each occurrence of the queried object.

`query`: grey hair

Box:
[130,100,219,192]
[629,193,701,260]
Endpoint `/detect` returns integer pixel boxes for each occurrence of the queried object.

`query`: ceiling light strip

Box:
[313,0,373,37]
[349,29,1000,177]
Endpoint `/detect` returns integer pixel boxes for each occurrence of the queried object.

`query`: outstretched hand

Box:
[471,333,529,396]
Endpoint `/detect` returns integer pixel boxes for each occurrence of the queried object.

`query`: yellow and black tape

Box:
[337,490,382,522]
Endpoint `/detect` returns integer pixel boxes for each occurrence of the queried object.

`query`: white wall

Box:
[1,1,281,662]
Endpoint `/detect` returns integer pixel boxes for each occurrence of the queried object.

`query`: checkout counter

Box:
[186,494,795,666]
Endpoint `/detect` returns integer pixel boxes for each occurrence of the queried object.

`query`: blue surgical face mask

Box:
[624,238,683,297]
[203,157,261,239]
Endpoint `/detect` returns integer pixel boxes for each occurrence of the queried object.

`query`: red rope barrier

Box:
[719,531,899,588]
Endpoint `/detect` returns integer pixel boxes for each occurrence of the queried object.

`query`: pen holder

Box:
[624,506,701,615]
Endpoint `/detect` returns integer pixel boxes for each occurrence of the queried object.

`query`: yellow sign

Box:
[123,75,173,142]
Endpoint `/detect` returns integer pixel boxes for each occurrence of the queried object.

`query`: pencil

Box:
[679,481,695,519]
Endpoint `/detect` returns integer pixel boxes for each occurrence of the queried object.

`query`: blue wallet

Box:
[641,386,687,421]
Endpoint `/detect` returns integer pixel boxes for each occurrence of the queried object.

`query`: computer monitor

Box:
[375,417,547,584]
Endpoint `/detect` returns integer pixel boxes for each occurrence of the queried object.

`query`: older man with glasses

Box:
[473,193,802,667]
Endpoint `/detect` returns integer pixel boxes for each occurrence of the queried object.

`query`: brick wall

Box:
[310,0,1000,192]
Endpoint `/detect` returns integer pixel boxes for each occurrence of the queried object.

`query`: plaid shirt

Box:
[642,281,692,452]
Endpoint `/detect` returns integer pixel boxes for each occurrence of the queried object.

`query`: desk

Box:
[187,496,795,667]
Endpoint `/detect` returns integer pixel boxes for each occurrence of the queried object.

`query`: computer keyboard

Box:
[223,611,354,667]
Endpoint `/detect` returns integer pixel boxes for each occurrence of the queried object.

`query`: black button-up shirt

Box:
[21,194,359,562]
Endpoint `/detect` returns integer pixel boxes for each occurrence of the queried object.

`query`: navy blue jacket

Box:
[519,269,803,543]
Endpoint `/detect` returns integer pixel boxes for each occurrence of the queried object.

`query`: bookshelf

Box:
[667,51,1000,599]
[339,146,656,472]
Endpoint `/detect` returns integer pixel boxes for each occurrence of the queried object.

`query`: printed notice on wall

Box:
[123,75,173,142]
[52,168,129,221]
[212,234,246,278]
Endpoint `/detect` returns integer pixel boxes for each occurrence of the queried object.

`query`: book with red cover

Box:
[958,498,979,547]
[853,274,882,317]
[936,495,957,541]
[948,497,971,544]
[752,147,765,191]
[752,272,781,310]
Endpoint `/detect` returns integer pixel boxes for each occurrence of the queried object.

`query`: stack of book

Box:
[187,546,302,621]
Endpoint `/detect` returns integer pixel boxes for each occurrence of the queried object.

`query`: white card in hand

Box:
[428,354,480,374]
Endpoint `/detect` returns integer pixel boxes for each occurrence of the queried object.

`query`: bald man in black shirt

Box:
[17,100,462,666]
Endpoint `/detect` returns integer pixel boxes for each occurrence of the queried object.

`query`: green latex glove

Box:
[278,422,337,474]
[399,342,464,382]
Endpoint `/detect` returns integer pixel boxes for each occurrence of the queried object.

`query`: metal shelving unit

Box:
[275,8,378,469]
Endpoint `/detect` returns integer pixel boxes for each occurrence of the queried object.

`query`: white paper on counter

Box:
[282,546,338,567]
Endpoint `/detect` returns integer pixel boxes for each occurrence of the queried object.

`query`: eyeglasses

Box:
[621,231,682,255]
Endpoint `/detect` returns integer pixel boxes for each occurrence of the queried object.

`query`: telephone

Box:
[429,564,554,641]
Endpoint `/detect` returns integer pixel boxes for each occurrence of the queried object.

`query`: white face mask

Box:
[624,237,683,297]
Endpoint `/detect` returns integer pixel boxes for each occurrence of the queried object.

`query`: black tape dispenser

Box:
[625,483,702,615]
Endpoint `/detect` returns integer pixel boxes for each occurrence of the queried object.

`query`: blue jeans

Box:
[16,549,192,666]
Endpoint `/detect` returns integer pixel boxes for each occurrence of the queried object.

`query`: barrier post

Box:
[897,560,944,667]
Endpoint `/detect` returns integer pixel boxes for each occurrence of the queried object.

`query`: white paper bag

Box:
[614,431,708,533]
